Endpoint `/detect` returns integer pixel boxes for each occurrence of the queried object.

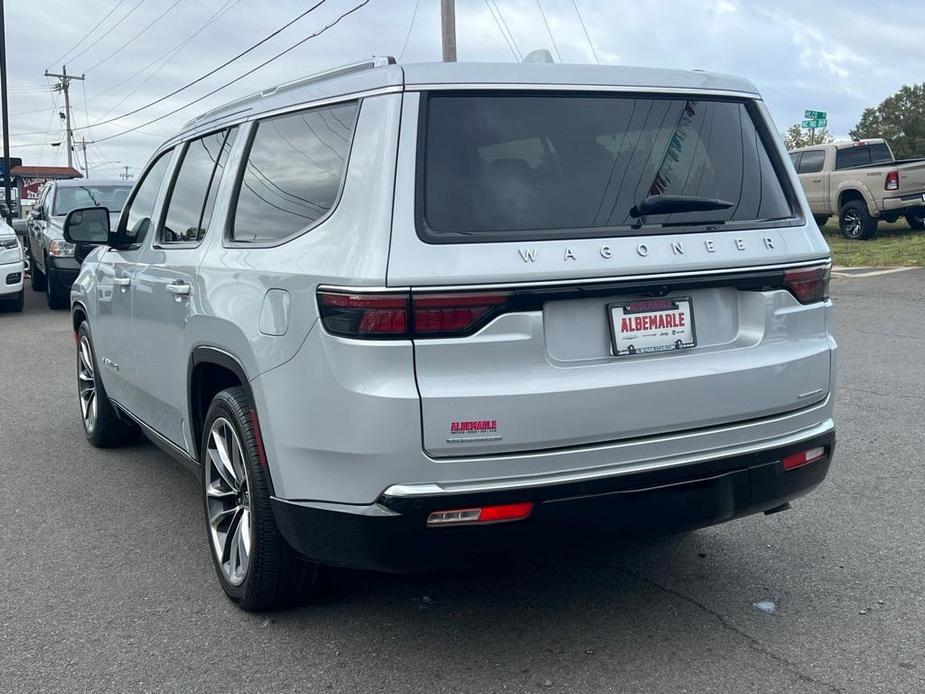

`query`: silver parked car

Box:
[64,59,836,611]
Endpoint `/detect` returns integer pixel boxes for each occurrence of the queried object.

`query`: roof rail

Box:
[183,56,397,131]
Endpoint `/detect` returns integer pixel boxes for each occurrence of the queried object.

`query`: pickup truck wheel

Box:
[905,213,925,231]
[29,254,46,291]
[813,215,830,228]
[46,265,68,310]
[839,201,878,240]
[76,321,140,447]
[202,387,323,611]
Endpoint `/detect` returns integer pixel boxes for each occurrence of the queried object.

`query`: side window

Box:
[789,152,801,170]
[798,150,825,174]
[229,100,358,243]
[835,146,870,170]
[121,151,173,245]
[160,128,236,244]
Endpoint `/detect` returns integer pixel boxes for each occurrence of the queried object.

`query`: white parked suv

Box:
[0,218,24,312]
[64,59,837,611]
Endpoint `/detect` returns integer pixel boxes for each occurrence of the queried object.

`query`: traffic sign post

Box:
[802,110,828,145]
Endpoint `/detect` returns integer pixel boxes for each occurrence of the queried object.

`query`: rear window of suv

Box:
[418,92,799,243]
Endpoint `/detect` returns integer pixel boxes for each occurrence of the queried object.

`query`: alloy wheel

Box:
[205,418,253,586]
[77,336,98,434]
[843,210,862,237]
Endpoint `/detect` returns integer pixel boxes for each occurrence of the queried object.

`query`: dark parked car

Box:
[26,179,131,308]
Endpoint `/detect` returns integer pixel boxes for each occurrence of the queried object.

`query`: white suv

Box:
[0,219,24,312]
[64,59,836,611]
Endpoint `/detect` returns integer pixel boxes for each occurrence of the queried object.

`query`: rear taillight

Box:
[318,289,512,339]
[885,170,899,191]
[782,265,830,304]
[318,292,410,338]
[413,292,511,337]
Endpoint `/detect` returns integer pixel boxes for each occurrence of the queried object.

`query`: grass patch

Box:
[821,218,925,267]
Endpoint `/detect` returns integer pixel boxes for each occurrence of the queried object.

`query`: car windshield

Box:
[53,185,132,216]
[420,93,796,242]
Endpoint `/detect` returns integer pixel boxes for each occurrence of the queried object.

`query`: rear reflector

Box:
[782,446,826,470]
[318,289,512,339]
[427,502,534,527]
[783,265,830,304]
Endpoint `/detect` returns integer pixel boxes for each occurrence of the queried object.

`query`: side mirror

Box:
[63,206,111,245]
[31,207,44,221]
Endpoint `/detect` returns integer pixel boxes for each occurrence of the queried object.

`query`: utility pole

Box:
[79,137,90,178]
[441,0,457,62]
[0,0,13,225]
[44,65,84,170]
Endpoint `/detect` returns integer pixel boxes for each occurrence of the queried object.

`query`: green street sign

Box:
[802,118,827,129]
[804,109,827,120]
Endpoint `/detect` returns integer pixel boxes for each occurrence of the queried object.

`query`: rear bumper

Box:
[272,426,834,573]
[881,191,925,212]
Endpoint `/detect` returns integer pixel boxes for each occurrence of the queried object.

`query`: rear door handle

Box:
[166,281,191,296]
[811,177,822,183]
[112,277,131,287]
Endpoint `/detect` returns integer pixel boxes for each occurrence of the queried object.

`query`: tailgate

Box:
[413,272,831,457]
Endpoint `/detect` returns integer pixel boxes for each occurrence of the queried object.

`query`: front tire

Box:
[905,212,925,231]
[839,200,878,240]
[201,387,322,611]
[77,321,139,447]
[30,253,46,291]
[46,264,68,310]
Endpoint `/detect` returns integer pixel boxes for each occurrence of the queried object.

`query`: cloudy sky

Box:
[2,0,919,176]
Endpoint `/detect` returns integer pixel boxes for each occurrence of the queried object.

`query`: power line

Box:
[535,0,561,62]
[397,0,420,61]
[84,0,239,103]
[96,0,240,120]
[94,0,373,144]
[83,0,185,73]
[64,0,147,67]
[71,0,330,134]
[45,0,126,71]
[571,0,599,64]
[484,0,519,60]
[487,0,522,60]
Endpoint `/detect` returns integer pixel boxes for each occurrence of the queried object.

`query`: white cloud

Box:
[2,0,922,169]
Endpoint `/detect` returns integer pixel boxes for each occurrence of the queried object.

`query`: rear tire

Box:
[812,214,829,228]
[839,200,878,240]
[46,265,68,310]
[77,321,139,447]
[11,289,24,312]
[905,212,925,231]
[201,387,323,611]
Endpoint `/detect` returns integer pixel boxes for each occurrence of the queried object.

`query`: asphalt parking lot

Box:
[1,271,923,694]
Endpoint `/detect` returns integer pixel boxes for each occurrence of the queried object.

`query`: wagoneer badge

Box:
[517,237,777,262]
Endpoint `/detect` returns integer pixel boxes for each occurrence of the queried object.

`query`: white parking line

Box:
[831,266,920,279]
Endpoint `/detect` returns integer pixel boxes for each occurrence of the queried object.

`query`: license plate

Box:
[609,298,696,356]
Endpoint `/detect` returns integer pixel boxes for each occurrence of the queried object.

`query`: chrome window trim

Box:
[383,409,834,498]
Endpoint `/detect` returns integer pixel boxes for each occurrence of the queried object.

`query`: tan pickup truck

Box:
[789,139,925,239]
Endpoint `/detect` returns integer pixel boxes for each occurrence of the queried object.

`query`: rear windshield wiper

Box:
[629,194,734,219]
